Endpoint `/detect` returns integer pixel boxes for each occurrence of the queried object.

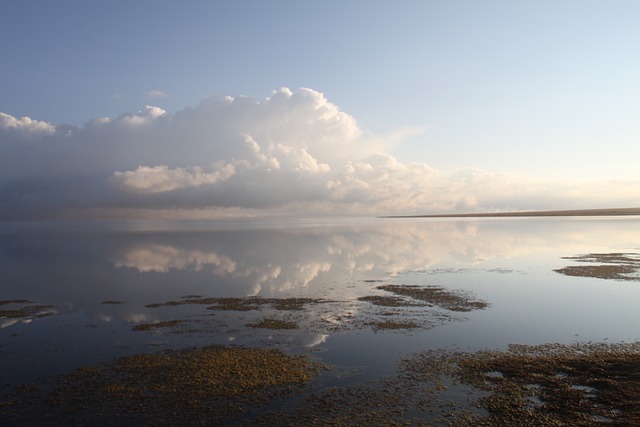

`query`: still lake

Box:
[1,216,640,411]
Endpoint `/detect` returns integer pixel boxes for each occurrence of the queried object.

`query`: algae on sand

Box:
[376,284,489,312]
[0,300,57,320]
[0,345,325,426]
[554,252,640,281]
[402,342,640,426]
[246,318,300,330]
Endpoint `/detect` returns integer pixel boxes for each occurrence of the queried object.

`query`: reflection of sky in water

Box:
[1,217,640,387]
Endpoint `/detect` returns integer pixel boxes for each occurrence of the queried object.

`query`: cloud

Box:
[0,112,55,140]
[111,164,236,193]
[144,89,167,98]
[116,105,167,126]
[0,87,638,219]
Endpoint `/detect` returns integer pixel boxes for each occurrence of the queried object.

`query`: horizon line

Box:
[382,207,640,219]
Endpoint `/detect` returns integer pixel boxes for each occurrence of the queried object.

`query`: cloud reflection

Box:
[108,219,640,300]
[114,244,236,274]
[4,218,640,343]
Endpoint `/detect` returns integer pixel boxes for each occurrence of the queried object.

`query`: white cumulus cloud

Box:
[116,105,167,126]
[0,87,638,219]
[0,112,56,139]
[111,164,236,193]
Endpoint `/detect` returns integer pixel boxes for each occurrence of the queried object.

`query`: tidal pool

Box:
[1,216,640,425]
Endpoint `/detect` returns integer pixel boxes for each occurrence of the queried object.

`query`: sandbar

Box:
[384,207,640,218]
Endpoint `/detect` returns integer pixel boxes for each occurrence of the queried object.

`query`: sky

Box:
[1,0,639,219]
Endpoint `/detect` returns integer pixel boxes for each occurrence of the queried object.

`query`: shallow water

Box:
[2,216,640,394]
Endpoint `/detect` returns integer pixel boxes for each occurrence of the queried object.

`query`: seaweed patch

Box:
[0,300,57,321]
[0,345,325,426]
[555,252,640,281]
[377,284,488,312]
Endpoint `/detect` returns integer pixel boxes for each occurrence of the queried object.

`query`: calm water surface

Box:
[2,216,640,391]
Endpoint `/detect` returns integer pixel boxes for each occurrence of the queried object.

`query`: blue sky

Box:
[1,1,639,218]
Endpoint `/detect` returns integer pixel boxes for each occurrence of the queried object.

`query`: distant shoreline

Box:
[383,207,640,219]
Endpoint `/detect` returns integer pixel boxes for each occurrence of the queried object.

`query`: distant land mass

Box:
[383,207,640,218]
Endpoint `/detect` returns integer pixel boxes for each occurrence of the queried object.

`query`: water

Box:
[2,216,640,393]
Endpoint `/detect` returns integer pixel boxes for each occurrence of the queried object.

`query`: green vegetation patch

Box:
[555,252,640,281]
[378,284,488,312]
